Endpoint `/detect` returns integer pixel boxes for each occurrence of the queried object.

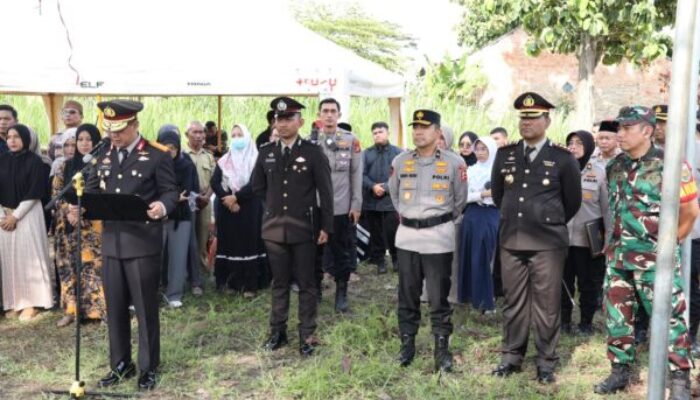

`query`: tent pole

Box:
[647,0,698,398]
[217,95,223,153]
[96,95,103,133]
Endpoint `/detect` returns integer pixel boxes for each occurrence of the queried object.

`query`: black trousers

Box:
[397,249,453,336]
[265,240,318,339]
[326,215,353,282]
[365,210,398,265]
[561,246,605,326]
[102,255,161,373]
[689,239,700,339]
[500,248,568,370]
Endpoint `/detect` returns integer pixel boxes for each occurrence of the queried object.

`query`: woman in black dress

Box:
[211,124,266,298]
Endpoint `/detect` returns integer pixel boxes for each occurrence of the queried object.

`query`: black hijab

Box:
[0,124,49,208]
[458,131,479,166]
[64,123,101,184]
[566,130,595,170]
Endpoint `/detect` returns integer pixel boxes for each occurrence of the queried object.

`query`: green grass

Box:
[0,264,650,400]
[0,91,575,151]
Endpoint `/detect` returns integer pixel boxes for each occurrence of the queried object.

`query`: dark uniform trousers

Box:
[561,246,606,325]
[266,240,318,338]
[326,215,353,282]
[365,210,398,265]
[103,255,161,372]
[501,248,567,370]
[397,250,453,336]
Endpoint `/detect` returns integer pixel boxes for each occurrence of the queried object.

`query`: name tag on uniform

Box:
[295,157,306,163]
[544,160,556,167]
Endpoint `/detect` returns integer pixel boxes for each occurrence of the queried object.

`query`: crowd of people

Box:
[0,92,699,398]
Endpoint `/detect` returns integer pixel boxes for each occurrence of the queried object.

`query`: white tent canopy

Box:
[0,0,405,142]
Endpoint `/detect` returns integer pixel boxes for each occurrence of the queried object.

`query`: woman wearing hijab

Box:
[560,130,610,335]
[157,124,200,308]
[458,136,499,312]
[0,124,54,321]
[52,123,106,326]
[210,123,266,298]
[458,131,479,166]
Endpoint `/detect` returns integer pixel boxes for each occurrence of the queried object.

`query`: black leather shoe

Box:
[578,323,594,336]
[491,363,522,377]
[434,335,453,373]
[397,334,415,367]
[668,370,691,400]
[334,280,350,313]
[593,363,631,394]
[377,263,388,275]
[536,368,556,384]
[262,331,288,351]
[299,342,315,357]
[138,370,157,391]
[98,360,136,388]
[561,322,573,335]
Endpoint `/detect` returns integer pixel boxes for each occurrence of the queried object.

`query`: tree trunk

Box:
[574,33,598,130]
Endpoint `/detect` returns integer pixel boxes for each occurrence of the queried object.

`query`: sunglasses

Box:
[62,109,80,116]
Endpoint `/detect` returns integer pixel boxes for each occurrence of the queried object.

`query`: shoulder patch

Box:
[149,140,170,153]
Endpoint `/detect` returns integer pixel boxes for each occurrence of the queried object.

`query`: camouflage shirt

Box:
[606,146,697,271]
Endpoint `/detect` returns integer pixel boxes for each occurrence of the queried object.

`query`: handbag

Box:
[585,217,605,257]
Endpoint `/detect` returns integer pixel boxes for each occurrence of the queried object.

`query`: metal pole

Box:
[647,1,698,398]
[682,0,700,327]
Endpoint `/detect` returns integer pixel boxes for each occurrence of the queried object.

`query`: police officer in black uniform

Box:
[490,92,581,384]
[252,96,334,357]
[86,100,178,391]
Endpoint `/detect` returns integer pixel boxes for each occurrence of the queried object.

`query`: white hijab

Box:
[217,123,258,193]
[467,136,498,192]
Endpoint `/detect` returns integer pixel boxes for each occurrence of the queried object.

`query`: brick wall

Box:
[469,29,670,123]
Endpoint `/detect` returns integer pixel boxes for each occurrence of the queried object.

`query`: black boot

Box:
[397,334,415,366]
[377,262,388,275]
[391,256,399,272]
[593,364,631,394]
[334,280,349,313]
[668,370,691,400]
[434,335,453,373]
[561,322,573,335]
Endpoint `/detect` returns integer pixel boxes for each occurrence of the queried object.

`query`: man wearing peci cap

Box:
[490,92,582,384]
[85,99,178,391]
[652,104,668,148]
[388,109,468,372]
[252,96,334,357]
[594,106,699,398]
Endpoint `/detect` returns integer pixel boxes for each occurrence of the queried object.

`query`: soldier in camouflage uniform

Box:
[594,106,699,399]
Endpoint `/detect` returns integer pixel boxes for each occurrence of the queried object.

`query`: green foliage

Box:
[421,54,488,104]
[293,2,416,73]
[453,0,676,66]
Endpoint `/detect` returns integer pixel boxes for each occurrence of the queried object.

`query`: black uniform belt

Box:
[400,213,453,229]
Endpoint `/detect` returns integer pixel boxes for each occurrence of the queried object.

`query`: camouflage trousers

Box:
[604,267,691,370]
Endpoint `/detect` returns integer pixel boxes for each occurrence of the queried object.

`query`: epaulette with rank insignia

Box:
[498,142,518,152]
[148,140,170,153]
[549,142,572,153]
